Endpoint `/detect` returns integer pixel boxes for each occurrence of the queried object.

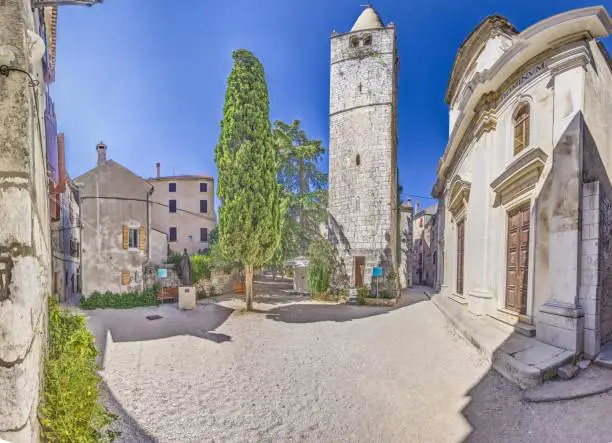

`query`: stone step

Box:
[595,342,612,369]
[489,310,536,337]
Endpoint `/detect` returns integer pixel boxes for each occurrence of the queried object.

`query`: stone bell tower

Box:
[328,5,399,288]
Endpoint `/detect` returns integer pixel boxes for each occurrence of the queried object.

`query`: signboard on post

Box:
[157,268,168,279]
[372,267,383,278]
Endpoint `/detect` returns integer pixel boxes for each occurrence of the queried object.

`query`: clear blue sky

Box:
[52,0,611,210]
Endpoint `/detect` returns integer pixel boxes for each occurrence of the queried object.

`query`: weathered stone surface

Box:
[558,364,579,380]
[577,359,592,370]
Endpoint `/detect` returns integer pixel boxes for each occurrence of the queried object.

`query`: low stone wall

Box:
[144,264,180,290]
[363,297,397,307]
[195,269,235,296]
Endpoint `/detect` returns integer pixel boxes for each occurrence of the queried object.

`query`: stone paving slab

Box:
[524,366,612,402]
[431,294,574,388]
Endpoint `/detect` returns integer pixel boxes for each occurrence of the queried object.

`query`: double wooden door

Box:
[354,256,365,287]
[505,204,530,314]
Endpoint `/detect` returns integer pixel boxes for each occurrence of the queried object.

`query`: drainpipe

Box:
[144,184,154,289]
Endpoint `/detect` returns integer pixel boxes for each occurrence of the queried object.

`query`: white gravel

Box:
[99,290,490,442]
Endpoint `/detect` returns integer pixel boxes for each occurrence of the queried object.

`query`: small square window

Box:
[363,34,372,46]
[350,36,359,48]
[169,200,177,213]
[200,228,208,242]
[169,227,177,242]
[128,227,139,249]
[200,200,208,213]
[200,182,207,192]
[169,182,176,192]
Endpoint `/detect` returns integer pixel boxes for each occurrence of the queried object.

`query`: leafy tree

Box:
[307,237,335,295]
[215,49,285,311]
[272,120,328,264]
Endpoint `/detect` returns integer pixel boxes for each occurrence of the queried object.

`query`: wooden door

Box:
[456,220,465,295]
[354,256,365,287]
[505,204,530,314]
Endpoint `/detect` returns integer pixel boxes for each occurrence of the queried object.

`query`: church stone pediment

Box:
[490,147,547,207]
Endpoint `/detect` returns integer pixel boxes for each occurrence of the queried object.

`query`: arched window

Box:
[356,154,361,166]
[513,103,530,155]
[350,36,359,48]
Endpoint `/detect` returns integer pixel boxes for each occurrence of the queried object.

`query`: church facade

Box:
[328,6,399,288]
[432,7,612,357]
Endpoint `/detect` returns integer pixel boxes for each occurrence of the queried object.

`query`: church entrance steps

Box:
[431,293,574,389]
[488,309,536,337]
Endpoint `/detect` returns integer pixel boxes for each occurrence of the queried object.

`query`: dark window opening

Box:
[363,34,372,46]
[200,182,208,192]
[358,83,362,93]
[356,154,361,166]
[169,200,177,213]
[350,36,359,48]
[169,227,177,242]
[169,182,176,192]
[200,228,208,242]
[200,200,208,213]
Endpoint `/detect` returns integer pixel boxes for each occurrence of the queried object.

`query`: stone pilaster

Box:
[0,1,50,441]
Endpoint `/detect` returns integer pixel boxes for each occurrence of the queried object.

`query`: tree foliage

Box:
[307,238,335,295]
[271,120,328,265]
[215,49,285,310]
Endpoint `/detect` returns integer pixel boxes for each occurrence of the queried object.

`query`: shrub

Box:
[339,287,349,300]
[80,285,159,310]
[378,289,395,299]
[357,285,370,305]
[307,238,334,295]
[191,254,213,282]
[40,298,117,442]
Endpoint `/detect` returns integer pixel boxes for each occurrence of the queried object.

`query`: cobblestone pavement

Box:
[93,287,612,443]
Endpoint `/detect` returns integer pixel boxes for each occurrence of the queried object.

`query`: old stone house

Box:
[76,143,167,295]
[50,133,81,301]
[432,7,612,358]
[398,200,413,288]
[412,204,438,287]
[148,162,216,255]
[328,5,399,288]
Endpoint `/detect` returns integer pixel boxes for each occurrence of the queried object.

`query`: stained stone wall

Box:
[0,1,51,441]
[328,25,398,287]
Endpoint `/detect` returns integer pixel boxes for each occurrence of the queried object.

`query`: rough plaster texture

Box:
[328,23,398,287]
[0,1,51,441]
[149,176,216,255]
[76,153,153,295]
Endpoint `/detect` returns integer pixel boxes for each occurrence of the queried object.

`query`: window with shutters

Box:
[200,200,208,213]
[169,227,177,242]
[513,103,530,155]
[200,182,207,192]
[200,227,208,242]
[169,199,177,213]
[169,182,176,192]
[128,227,139,249]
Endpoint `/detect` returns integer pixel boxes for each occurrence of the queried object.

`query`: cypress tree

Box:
[215,49,284,311]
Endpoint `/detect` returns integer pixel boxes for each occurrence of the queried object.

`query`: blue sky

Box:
[53,0,611,210]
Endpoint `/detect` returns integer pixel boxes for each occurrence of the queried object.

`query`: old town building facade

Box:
[432,7,612,357]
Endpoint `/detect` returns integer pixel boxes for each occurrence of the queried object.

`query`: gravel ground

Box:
[91,287,612,443]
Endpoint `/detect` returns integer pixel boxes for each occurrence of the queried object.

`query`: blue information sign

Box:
[372,267,383,278]
[157,268,168,279]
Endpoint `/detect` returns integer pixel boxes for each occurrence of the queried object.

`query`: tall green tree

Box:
[215,49,285,311]
[272,120,328,260]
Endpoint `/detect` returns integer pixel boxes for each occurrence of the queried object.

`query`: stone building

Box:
[76,143,167,295]
[411,204,438,287]
[148,162,216,255]
[432,7,612,357]
[50,133,81,302]
[398,200,413,288]
[328,5,399,288]
[0,2,58,440]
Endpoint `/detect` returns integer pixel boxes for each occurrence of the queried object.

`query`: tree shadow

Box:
[260,303,394,324]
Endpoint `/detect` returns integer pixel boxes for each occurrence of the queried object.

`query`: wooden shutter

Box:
[139,226,146,252]
[121,269,130,285]
[122,225,129,249]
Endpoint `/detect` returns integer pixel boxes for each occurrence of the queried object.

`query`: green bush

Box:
[191,254,212,282]
[80,285,159,310]
[357,285,370,305]
[378,289,395,299]
[307,238,334,295]
[40,298,117,442]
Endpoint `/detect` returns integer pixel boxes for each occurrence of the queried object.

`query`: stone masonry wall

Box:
[328,26,397,287]
[598,184,612,345]
[0,1,51,441]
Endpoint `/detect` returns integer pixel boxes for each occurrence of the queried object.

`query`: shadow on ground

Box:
[100,379,157,442]
[260,303,394,323]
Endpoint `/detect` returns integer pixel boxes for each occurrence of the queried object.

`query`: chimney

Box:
[96,142,107,166]
[57,133,66,192]
[156,162,160,178]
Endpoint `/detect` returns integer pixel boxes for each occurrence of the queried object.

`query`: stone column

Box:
[536,114,584,352]
[0,1,50,441]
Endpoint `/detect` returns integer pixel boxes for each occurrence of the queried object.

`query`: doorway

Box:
[505,203,530,314]
[354,256,365,287]
[456,220,465,295]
